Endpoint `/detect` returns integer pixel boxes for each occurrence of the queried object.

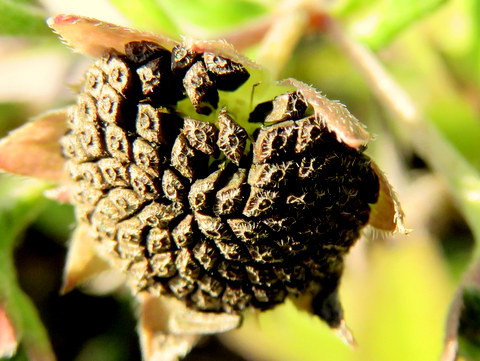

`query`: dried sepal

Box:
[280,78,372,149]
[368,161,406,233]
[62,224,112,294]
[0,108,69,182]
[290,291,357,348]
[138,294,200,361]
[138,293,240,360]
[47,15,179,57]
[168,307,242,335]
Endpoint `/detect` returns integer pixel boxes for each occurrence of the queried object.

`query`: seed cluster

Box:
[61,41,379,314]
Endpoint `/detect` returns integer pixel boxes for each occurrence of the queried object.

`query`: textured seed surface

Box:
[62,41,379,315]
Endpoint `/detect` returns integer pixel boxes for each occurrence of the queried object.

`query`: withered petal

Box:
[61,224,112,294]
[368,161,407,233]
[47,15,179,57]
[0,307,17,358]
[0,108,69,182]
[44,185,72,203]
[280,78,372,149]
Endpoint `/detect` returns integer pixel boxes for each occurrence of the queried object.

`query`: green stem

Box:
[0,178,55,361]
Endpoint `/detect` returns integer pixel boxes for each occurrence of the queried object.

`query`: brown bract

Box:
[0,14,406,361]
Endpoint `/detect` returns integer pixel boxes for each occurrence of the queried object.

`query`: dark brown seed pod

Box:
[264,91,307,124]
[171,133,202,181]
[227,218,270,243]
[193,240,218,271]
[217,261,246,280]
[197,274,224,297]
[136,55,172,97]
[125,41,170,65]
[132,138,164,177]
[57,34,393,334]
[74,162,106,190]
[295,116,328,153]
[162,168,187,203]
[151,252,176,277]
[216,109,247,165]
[243,187,280,218]
[195,212,232,241]
[172,214,196,248]
[146,227,172,254]
[97,84,124,124]
[129,164,161,200]
[183,117,219,155]
[97,158,129,187]
[74,93,98,125]
[245,242,283,264]
[104,123,130,162]
[176,248,202,281]
[213,168,247,216]
[253,121,296,164]
[183,61,219,115]
[137,201,183,229]
[245,265,278,286]
[214,241,249,262]
[202,52,250,91]
[171,45,200,78]
[102,55,134,96]
[188,168,224,212]
[169,276,195,299]
[136,104,180,145]
[247,161,296,189]
[76,123,105,160]
[84,65,106,99]
[222,284,252,312]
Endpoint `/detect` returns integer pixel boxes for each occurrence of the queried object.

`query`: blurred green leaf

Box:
[158,0,267,34]
[375,23,480,241]
[33,199,74,243]
[335,0,447,49]
[0,103,28,138]
[0,0,51,36]
[108,0,180,37]
[109,0,268,36]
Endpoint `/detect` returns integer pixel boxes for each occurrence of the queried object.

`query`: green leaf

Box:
[0,0,51,36]
[335,0,447,49]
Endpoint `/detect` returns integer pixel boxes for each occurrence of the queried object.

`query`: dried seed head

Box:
[61,39,381,320]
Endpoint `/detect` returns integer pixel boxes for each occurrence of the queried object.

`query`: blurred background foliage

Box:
[1,0,480,360]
